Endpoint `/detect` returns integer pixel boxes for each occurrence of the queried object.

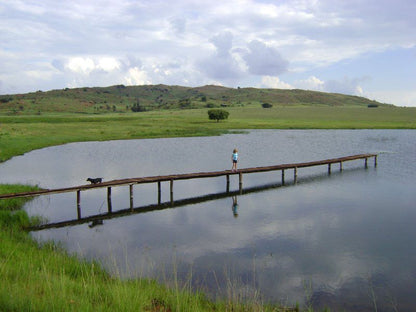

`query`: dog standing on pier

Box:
[87,177,103,184]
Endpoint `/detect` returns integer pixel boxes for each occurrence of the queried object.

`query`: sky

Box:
[1,0,415,106]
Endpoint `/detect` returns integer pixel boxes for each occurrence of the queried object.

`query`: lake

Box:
[0,130,415,311]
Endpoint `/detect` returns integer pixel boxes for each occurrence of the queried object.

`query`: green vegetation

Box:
[0,106,415,162]
[208,109,230,122]
[0,84,392,115]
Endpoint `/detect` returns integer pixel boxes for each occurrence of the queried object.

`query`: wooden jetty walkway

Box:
[0,154,377,210]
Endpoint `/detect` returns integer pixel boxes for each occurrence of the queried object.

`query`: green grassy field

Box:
[1,106,414,162]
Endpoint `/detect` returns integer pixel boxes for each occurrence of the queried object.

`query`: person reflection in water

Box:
[232,195,239,218]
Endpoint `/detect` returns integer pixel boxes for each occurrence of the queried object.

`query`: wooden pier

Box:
[0,153,377,218]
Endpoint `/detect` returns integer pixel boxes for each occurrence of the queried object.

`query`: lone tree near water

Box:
[208,109,229,122]
[262,103,273,108]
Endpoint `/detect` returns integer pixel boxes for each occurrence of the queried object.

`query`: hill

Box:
[0,84,389,114]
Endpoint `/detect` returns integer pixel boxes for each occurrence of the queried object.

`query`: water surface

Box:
[0,130,415,311]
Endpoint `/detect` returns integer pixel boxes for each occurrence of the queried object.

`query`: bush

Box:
[131,99,145,112]
[208,109,229,122]
[262,103,273,108]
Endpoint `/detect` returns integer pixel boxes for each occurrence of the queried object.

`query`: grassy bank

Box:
[0,185,294,311]
[1,106,415,162]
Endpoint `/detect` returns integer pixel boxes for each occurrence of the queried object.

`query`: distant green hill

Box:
[0,84,390,114]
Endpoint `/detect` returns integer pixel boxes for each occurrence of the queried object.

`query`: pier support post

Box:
[158,181,161,204]
[226,174,230,193]
[76,190,81,219]
[107,187,112,213]
[282,169,285,185]
[239,172,243,194]
[328,164,331,175]
[374,155,377,167]
[170,179,174,204]
[365,158,368,169]
[340,162,343,172]
[129,184,134,211]
[294,167,298,183]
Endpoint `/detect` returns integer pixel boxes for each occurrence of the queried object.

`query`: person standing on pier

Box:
[231,148,238,172]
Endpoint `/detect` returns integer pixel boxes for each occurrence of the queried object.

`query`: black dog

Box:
[86,177,103,184]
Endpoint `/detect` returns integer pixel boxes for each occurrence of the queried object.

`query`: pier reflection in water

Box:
[29,177,293,231]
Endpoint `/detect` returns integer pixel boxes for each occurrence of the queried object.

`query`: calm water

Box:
[1,130,415,311]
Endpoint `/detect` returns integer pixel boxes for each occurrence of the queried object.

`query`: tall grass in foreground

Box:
[0,184,297,311]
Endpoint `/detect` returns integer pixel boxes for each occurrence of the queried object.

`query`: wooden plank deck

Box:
[0,153,377,200]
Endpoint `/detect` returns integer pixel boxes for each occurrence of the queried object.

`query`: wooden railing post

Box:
[129,184,134,211]
[107,187,112,213]
[170,179,174,204]
[158,181,161,204]
[76,190,81,219]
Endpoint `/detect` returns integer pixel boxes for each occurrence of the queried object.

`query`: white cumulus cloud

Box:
[124,67,151,86]
[261,76,293,89]
[295,76,325,91]
[65,57,95,75]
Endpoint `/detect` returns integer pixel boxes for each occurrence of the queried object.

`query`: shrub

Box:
[208,109,229,122]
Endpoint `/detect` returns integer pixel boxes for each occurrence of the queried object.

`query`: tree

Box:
[179,98,191,108]
[262,103,273,108]
[208,109,229,122]
[131,98,145,112]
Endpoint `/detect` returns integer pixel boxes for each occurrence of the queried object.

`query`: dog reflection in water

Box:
[88,219,103,228]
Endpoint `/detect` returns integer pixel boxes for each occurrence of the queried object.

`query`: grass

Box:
[1,106,414,162]
[0,84,387,114]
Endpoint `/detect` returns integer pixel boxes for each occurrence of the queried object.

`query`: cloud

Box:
[65,57,95,75]
[124,67,151,86]
[1,0,415,105]
[197,32,244,80]
[294,76,325,91]
[262,75,366,98]
[323,76,367,95]
[64,56,122,74]
[169,17,187,36]
[96,57,121,72]
[243,40,289,76]
[261,76,293,89]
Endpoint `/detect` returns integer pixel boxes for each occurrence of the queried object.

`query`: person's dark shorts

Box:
[233,160,238,163]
